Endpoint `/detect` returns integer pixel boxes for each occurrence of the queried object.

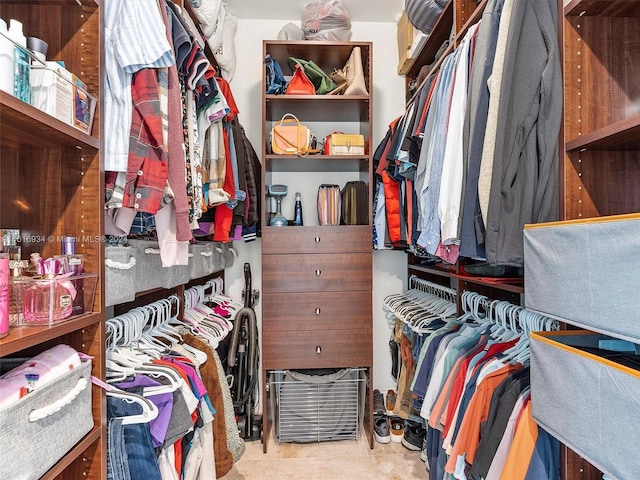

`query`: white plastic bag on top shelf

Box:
[302,0,352,41]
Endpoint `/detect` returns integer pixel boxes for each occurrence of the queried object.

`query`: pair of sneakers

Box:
[374,388,396,416]
[374,415,405,444]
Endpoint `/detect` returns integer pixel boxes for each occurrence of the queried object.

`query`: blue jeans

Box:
[107,396,162,480]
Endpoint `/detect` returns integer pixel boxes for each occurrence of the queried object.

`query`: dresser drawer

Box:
[262,328,372,370]
[262,291,371,332]
[262,253,371,293]
[262,225,371,254]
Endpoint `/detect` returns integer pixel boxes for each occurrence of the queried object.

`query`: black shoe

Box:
[402,420,426,451]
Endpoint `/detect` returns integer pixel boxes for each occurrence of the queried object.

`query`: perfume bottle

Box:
[22,274,74,324]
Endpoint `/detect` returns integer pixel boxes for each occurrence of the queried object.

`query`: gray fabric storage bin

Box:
[189,241,215,280]
[220,243,235,270]
[0,359,93,480]
[105,245,137,306]
[530,331,640,480]
[129,239,190,292]
[524,214,640,343]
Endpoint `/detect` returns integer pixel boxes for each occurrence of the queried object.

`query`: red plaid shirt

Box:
[123,68,168,214]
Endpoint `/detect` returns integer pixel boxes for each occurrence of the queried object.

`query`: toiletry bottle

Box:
[0,19,14,95]
[8,19,30,103]
[0,253,9,338]
[293,192,303,226]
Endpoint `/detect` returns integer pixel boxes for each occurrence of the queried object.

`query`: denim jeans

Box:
[107,396,162,480]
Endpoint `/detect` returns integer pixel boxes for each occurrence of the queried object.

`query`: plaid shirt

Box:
[123,68,169,214]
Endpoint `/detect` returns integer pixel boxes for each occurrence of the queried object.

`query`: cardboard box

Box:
[531,330,640,480]
[524,213,640,343]
[30,62,96,135]
[397,11,414,75]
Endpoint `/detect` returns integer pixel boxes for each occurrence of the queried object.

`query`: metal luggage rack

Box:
[269,367,367,444]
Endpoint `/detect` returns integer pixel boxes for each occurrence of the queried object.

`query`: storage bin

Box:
[530,331,640,480]
[524,213,640,343]
[129,239,190,292]
[10,273,98,326]
[269,368,366,444]
[189,241,215,280]
[105,244,137,306]
[0,359,93,480]
[220,243,236,270]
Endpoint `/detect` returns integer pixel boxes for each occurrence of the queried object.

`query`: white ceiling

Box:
[223,0,405,23]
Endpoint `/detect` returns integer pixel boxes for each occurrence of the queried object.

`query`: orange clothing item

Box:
[428,355,464,430]
[499,400,538,480]
[445,362,522,473]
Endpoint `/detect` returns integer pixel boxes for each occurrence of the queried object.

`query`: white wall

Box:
[225,19,407,402]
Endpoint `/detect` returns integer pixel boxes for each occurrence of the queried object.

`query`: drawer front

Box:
[262,225,371,254]
[262,291,372,332]
[262,253,372,293]
[262,328,372,370]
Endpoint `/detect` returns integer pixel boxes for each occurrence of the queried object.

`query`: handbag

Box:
[271,113,320,155]
[329,46,368,96]
[317,184,341,226]
[286,63,315,95]
[323,132,365,155]
[341,180,369,225]
[287,57,337,95]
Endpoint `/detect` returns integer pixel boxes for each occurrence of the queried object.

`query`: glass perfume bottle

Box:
[22,274,73,324]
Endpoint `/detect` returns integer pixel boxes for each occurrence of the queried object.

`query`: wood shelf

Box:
[565,114,640,151]
[0,92,99,150]
[564,0,640,17]
[0,313,102,357]
[452,273,524,295]
[405,1,454,78]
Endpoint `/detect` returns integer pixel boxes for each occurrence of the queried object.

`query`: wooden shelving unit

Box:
[0,1,105,478]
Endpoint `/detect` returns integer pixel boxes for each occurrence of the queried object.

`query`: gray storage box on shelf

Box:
[0,359,93,480]
[189,241,229,280]
[105,244,137,306]
[530,331,640,480]
[269,368,366,444]
[524,213,640,343]
[128,239,190,292]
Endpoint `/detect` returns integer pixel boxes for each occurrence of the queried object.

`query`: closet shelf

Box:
[564,0,640,17]
[408,263,456,278]
[0,92,99,150]
[452,273,525,294]
[40,425,102,480]
[0,313,101,356]
[565,114,640,151]
[454,0,488,43]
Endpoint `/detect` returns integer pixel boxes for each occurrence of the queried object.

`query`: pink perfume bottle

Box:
[22,274,74,324]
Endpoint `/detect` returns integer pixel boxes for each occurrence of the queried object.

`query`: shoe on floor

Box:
[373,389,385,415]
[402,419,426,451]
[385,389,396,415]
[389,416,404,443]
[420,436,428,464]
[374,415,391,444]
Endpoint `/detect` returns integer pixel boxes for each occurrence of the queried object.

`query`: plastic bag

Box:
[213,4,237,80]
[302,0,352,41]
[277,22,306,41]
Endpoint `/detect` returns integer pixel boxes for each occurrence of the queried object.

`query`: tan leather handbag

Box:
[271,113,320,155]
[329,46,368,96]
